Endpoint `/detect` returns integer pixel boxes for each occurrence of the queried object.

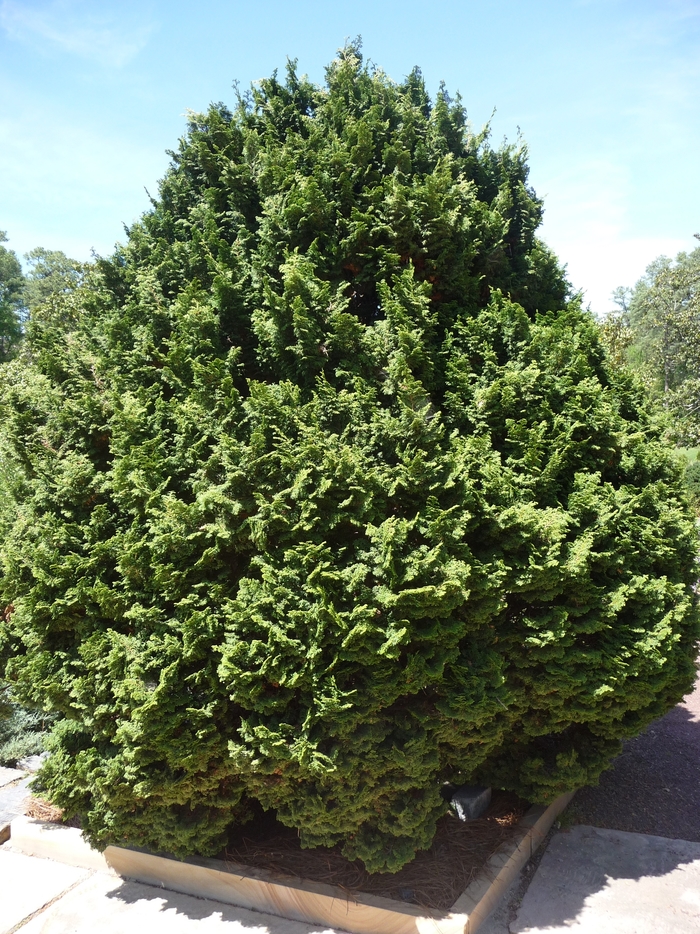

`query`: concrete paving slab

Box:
[0,774,31,826]
[0,849,90,933]
[10,815,111,872]
[17,753,49,773]
[512,824,700,933]
[16,871,344,934]
[0,766,25,789]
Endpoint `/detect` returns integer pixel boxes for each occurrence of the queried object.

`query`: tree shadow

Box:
[512,824,700,932]
[105,875,334,932]
[97,678,700,932]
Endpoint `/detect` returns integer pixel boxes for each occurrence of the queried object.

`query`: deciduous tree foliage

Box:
[0,47,698,871]
[626,247,700,444]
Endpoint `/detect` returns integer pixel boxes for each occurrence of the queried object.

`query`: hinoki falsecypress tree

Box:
[0,46,698,871]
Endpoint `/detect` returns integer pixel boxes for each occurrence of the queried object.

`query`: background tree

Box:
[0,46,698,872]
[612,246,700,442]
[22,247,85,338]
[0,683,51,767]
[23,247,84,309]
[0,232,25,362]
[0,239,82,757]
[597,286,633,369]
[0,237,84,363]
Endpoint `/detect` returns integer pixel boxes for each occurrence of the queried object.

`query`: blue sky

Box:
[1,0,698,314]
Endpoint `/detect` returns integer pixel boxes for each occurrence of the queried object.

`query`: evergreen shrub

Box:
[0,45,698,871]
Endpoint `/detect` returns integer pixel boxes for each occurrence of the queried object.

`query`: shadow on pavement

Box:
[507,677,700,932]
[105,876,334,932]
[511,824,700,933]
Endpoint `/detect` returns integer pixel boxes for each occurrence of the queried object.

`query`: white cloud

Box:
[547,232,690,317]
[535,157,693,316]
[0,0,153,67]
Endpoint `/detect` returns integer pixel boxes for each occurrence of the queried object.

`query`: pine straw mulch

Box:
[24,796,81,828]
[221,791,528,913]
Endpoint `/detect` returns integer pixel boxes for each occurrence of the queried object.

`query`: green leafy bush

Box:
[0,45,698,871]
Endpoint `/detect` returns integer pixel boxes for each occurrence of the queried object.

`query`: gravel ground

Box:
[568,672,700,841]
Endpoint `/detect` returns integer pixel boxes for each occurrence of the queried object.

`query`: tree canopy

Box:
[606,244,700,444]
[0,236,84,363]
[0,46,698,872]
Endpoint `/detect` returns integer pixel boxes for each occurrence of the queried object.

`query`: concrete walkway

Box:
[0,771,31,831]
[1,761,344,934]
[511,825,700,933]
[0,847,340,934]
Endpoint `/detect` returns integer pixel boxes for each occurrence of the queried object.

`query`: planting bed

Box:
[21,791,526,911]
[221,792,526,911]
[7,792,574,934]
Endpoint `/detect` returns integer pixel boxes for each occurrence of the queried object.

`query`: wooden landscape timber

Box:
[7,791,574,934]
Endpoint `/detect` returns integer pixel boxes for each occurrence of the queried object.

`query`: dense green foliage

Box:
[0,47,698,872]
[0,233,24,362]
[684,460,700,510]
[0,243,84,760]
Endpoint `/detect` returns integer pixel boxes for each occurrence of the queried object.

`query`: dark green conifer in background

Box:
[0,232,25,362]
[0,45,698,871]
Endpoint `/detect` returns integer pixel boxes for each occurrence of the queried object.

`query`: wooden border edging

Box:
[8,791,574,934]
